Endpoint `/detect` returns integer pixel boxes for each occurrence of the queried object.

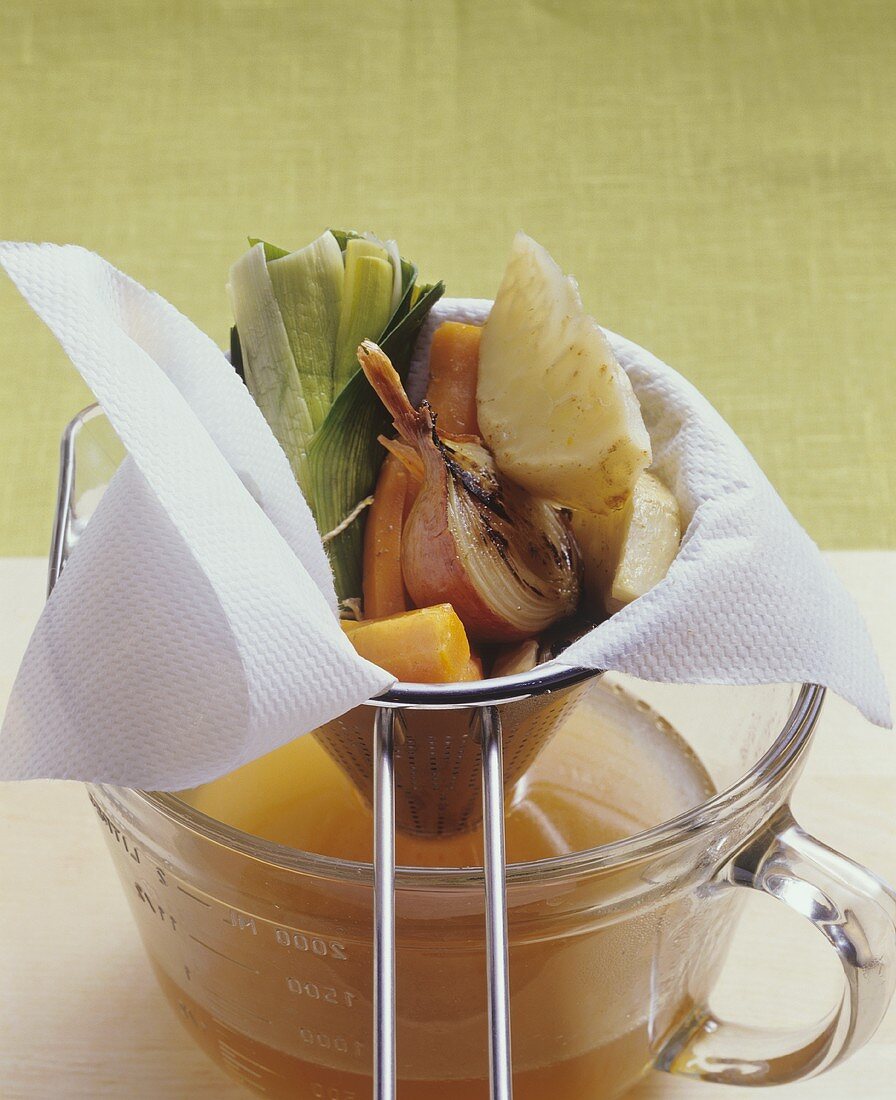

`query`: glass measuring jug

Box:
[88,677,896,1099]
[61,407,896,1097]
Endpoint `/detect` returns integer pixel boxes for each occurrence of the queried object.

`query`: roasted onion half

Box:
[357,341,581,643]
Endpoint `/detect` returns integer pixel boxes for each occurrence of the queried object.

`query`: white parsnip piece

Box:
[572,472,681,615]
[478,232,651,514]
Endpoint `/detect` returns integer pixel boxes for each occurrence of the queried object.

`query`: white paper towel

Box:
[0,245,889,790]
[0,243,392,788]
[413,300,891,730]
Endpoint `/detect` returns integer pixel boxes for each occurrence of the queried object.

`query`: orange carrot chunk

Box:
[341,604,473,683]
[425,322,482,436]
[362,454,412,619]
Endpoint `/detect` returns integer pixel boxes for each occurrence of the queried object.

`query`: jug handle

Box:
[657,805,896,1086]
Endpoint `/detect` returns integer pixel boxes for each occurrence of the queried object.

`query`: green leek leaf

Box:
[267,231,343,432]
[227,243,314,485]
[232,229,443,600]
[332,239,394,392]
[307,278,444,599]
[248,237,290,261]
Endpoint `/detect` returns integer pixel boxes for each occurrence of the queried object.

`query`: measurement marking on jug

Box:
[177,1000,208,1031]
[298,1028,363,1059]
[312,1086,356,1100]
[133,881,178,930]
[218,1040,268,1092]
[286,978,357,1008]
[176,884,211,908]
[224,909,257,934]
[218,1042,269,1072]
[206,987,272,1025]
[89,795,142,863]
[189,934,260,973]
[274,929,348,959]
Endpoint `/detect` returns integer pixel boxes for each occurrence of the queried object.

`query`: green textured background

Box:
[1,0,894,554]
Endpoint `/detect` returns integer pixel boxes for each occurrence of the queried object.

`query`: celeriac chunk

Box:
[572,472,681,614]
[478,232,651,513]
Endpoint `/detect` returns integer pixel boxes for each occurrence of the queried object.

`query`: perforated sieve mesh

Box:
[313,680,588,837]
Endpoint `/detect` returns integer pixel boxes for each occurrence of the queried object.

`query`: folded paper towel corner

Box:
[0,243,890,791]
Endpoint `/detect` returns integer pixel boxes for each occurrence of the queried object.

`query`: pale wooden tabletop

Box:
[2,553,894,1099]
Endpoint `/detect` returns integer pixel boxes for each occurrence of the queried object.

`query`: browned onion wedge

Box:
[357,341,580,643]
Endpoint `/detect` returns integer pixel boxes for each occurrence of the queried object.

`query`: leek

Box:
[384,238,403,313]
[333,238,394,391]
[307,277,444,600]
[267,231,344,432]
[358,231,404,313]
[230,229,444,602]
[227,243,314,485]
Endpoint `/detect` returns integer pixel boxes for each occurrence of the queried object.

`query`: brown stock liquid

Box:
[167,686,717,1099]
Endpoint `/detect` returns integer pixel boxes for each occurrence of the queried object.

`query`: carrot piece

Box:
[425,322,482,436]
[362,324,479,619]
[341,604,473,683]
[362,454,412,618]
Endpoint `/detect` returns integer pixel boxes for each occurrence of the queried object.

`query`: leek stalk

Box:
[227,243,314,486]
[333,238,394,391]
[267,231,344,433]
[230,228,443,601]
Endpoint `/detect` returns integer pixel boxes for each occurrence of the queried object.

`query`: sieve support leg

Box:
[481,705,514,1100]
[373,707,397,1100]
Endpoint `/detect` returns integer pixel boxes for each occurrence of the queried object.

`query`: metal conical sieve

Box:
[314,670,590,837]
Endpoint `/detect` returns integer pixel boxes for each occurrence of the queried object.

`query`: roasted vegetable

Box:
[359,340,580,643]
[478,232,651,514]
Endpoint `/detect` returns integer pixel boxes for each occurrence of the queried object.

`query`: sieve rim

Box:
[371,664,600,708]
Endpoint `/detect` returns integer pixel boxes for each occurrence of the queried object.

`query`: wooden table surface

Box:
[2,553,895,1099]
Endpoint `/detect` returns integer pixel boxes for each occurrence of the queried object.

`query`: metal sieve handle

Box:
[373,708,397,1099]
[481,706,514,1100]
[372,703,514,1100]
